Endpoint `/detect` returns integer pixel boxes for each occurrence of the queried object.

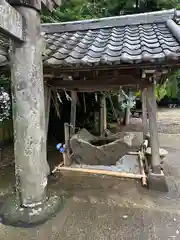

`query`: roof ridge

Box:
[166,19,180,44]
[42,9,176,34]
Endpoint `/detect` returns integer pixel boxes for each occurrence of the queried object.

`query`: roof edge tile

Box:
[166,19,180,44]
[42,9,176,34]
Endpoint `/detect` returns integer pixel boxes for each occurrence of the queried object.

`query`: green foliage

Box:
[166,70,180,98]
[41,0,180,23]
[156,80,168,102]
[0,75,11,122]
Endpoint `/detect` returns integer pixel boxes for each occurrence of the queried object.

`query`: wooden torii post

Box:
[0,0,62,227]
[141,71,168,192]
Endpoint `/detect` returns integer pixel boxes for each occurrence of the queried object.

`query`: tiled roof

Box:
[42,9,180,68]
[1,9,180,69]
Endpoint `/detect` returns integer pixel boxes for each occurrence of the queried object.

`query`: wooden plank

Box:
[0,0,24,41]
[42,9,175,33]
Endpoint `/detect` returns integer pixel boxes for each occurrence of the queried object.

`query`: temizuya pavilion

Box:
[0,2,180,226]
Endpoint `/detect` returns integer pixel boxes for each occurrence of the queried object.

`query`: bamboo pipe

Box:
[127,151,139,155]
[52,162,64,174]
[57,166,145,179]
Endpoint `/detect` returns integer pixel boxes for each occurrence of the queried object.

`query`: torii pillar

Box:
[0,0,61,227]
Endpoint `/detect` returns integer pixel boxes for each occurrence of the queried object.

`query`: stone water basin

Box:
[70,129,138,166]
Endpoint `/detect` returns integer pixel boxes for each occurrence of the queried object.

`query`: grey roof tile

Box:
[42,10,180,67]
[1,9,180,68]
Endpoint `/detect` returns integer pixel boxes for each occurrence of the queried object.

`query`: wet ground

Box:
[0,108,180,239]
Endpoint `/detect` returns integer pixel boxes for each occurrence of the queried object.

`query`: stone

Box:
[148,170,168,192]
[0,194,64,228]
[70,129,135,165]
[146,147,168,164]
[10,7,49,207]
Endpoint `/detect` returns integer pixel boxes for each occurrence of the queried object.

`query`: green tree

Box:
[41,0,180,23]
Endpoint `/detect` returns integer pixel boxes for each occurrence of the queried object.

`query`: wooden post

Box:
[64,122,71,166]
[123,90,131,125]
[94,93,99,133]
[10,7,49,207]
[141,88,148,139]
[146,82,161,173]
[99,94,106,136]
[70,91,77,137]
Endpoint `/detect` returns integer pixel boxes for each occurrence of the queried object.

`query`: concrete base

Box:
[148,170,168,192]
[0,194,64,228]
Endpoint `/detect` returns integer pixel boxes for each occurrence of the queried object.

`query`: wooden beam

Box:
[0,0,24,41]
[48,78,147,90]
[43,69,141,78]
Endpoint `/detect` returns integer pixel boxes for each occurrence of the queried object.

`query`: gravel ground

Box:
[110,108,180,134]
[0,108,180,239]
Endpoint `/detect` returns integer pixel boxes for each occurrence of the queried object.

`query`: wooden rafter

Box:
[0,0,24,41]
